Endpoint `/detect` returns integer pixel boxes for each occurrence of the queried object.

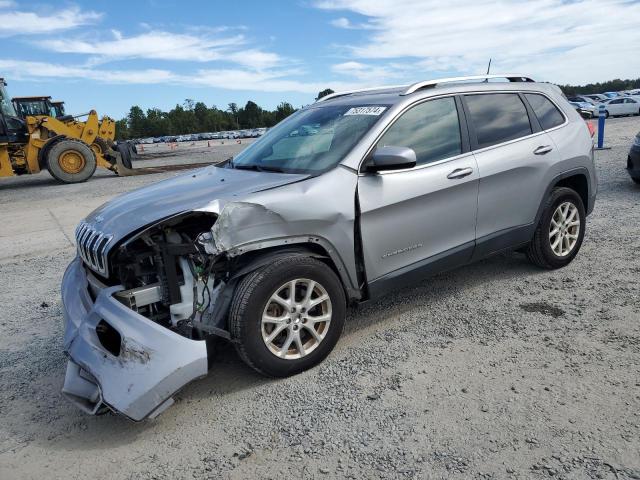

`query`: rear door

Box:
[357,96,479,291]
[463,92,563,255]
[624,98,640,115]
[606,99,624,115]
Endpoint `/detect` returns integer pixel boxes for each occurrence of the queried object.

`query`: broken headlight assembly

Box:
[107,212,229,339]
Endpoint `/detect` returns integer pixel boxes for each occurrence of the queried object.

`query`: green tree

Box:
[275,101,296,123]
[316,88,335,100]
[239,100,262,128]
[127,106,146,138]
[227,102,239,129]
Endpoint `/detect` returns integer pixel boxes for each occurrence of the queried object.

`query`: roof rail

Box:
[315,84,407,103]
[402,74,535,95]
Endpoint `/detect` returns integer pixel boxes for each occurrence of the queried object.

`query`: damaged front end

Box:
[62,212,235,421]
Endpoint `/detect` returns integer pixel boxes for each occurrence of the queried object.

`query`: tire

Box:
[605,111,610,118]
[229,255,346,377]
[91,137,109,156]
[116,143,133,169]
[526,187,586,269]
[632,177,640,184]
[46,139,97,183]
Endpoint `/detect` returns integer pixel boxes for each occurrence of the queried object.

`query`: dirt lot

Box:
[0,120,638,479]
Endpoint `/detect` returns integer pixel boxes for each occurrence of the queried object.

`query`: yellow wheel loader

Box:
[12,95,116,160]
[1,79,117,183]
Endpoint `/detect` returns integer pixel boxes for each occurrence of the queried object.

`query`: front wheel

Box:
[526,187,586,269]
[229,256,346,377]
[46,139,97,183]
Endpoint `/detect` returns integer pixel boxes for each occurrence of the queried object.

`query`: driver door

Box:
[357,96,478,296]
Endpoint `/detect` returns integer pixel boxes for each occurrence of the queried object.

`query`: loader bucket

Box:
[112,141,216,177]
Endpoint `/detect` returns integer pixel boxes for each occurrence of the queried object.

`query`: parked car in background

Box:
[628,131,640,184]
[583,94,608,103]
[568,95,597,105]
[569,101,596,118]
[61,74,596,420]
[601,97,640,117]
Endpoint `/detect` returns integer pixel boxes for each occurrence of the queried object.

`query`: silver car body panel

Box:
[61,78,596,420]
[358,151,479,281]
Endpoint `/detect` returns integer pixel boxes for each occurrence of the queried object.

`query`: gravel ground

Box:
[0,119,638,479]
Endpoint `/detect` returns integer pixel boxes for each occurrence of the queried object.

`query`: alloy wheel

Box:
[549,201,580,257]
[261,278,332,360]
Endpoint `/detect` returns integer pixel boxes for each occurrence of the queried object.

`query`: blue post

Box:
[597,104,606,149]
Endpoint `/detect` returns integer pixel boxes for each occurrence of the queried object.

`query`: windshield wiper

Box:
[233,164,286,173]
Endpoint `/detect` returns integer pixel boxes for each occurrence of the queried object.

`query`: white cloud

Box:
[37,28,287,71]
[330,17,376,29]
[0,5,101,36]
[0,59,174,84]
[41,31,246,63]
[331,61,402,81]
[318,0,640,84]
[0,59,358,94]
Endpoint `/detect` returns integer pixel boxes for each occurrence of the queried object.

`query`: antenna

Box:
[486,58,492,75]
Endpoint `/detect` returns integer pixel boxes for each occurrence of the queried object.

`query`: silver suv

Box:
[62,74,596,420]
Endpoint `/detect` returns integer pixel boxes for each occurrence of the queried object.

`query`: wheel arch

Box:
[226,238,361,302]
[535,168,592,225]
[37,135,67,168]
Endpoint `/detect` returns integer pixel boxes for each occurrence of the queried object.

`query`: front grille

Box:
[75,221,113,277]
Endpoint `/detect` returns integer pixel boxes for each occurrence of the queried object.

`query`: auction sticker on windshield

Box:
[344,106,387,116]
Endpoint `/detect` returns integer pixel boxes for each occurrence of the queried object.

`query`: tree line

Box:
[115,100,296,140]
[115,89,336,140]
[560,77,640,95]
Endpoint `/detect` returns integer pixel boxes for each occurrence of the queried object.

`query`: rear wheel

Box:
[90,137,109,158]
[46,139,97,183]
[229,256,346,377]
[526,187,585,269]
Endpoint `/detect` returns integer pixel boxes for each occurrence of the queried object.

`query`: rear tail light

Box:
[586,121,596,138]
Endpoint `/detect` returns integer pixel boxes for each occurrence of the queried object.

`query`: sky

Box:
[1,0,639,119]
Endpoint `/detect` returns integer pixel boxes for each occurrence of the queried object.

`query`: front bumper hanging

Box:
[61,258,208,421]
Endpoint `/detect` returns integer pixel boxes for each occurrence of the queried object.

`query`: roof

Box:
[12,96,52,101]
[313,74,546,108]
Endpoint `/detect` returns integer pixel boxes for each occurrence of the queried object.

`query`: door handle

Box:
[534,145,553,155]
[447,167,473,179]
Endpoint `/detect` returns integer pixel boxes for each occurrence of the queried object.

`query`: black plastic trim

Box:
[472,224,535,261]
[367,241,474,300]
[535,167,593,220]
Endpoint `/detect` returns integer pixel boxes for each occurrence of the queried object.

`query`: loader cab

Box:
[11,95,55,119]
[0,79,28,143]
[51,101,66,118]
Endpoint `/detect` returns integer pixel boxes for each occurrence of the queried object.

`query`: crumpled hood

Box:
[83,165,307,242]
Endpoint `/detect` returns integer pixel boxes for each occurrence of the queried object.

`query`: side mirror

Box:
[367,145,417,172]
[579,110,592,120]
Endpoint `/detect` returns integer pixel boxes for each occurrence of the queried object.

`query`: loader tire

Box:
[90,137,110,157]
[116,143,133,169]
[46,139,97,183]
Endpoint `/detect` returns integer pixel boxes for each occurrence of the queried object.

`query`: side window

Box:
[377,97,461,166]
[524,93,565,130]
[464,93,532,149]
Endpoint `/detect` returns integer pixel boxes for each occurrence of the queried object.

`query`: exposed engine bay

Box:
[105,213,231,340]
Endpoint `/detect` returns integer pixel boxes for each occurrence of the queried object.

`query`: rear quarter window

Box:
[524,93,565,130]
[464,93,532,149]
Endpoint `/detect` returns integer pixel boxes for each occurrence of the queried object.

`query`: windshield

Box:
[15,99,51,117]
[228,104,388,174]
[0,83,17,117]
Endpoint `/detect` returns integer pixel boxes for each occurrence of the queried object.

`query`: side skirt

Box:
[366,241,474,300]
